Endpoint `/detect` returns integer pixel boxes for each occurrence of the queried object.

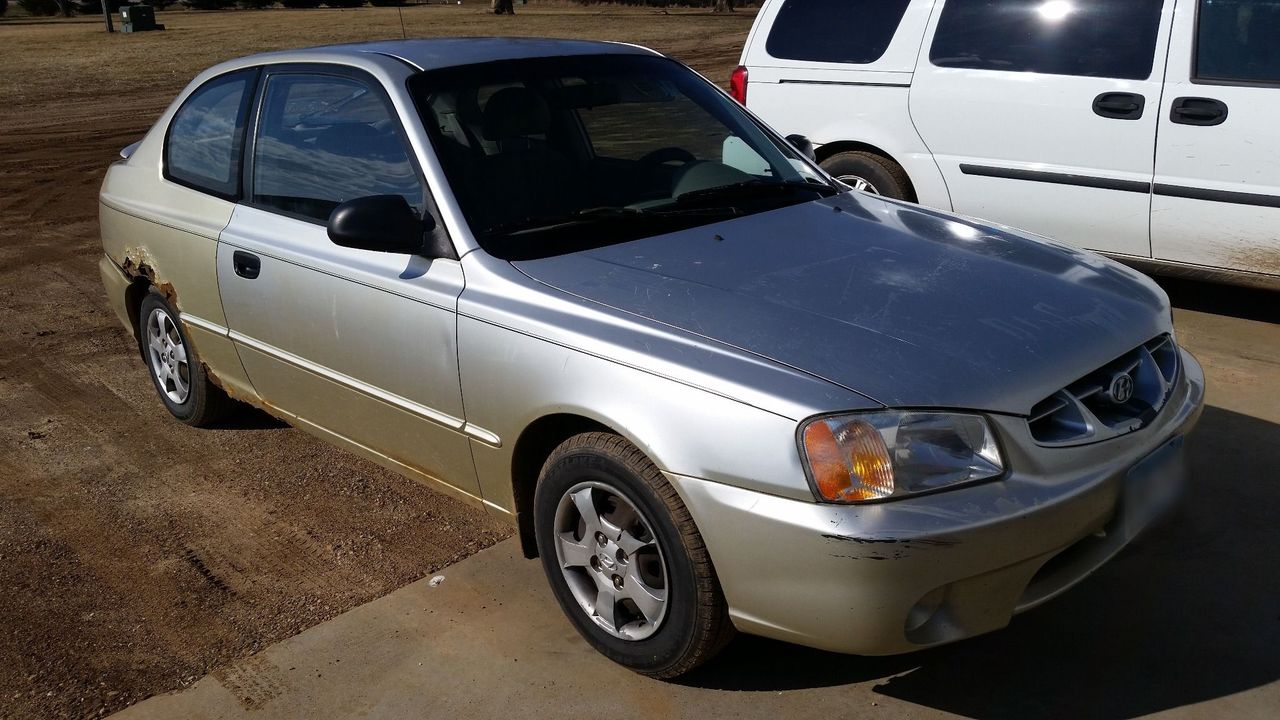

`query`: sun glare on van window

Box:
[1036,0,1075,21]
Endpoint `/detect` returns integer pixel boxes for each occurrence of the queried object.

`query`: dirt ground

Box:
[0,6,754,719]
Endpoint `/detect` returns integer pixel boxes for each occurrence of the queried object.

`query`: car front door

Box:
[909,0,1173,257]
[1151,0,1280,280]
[216,65,482,501]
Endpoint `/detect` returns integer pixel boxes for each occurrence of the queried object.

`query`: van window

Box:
[165,70,256,199]
[766,0,911,65]
[1195,0,1280,85]
[930,0,1164,80]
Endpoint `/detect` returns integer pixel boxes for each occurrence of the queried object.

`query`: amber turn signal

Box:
[802,418,895,502]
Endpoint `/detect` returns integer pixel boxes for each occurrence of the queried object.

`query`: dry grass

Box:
[0,5,755,114]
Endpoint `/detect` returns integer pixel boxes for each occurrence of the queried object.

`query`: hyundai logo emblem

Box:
[1108,373,1135,404]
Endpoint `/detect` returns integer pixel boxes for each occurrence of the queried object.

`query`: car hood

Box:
[512,193,1170,415]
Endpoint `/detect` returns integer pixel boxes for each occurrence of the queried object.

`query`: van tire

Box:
[821,150,914,201]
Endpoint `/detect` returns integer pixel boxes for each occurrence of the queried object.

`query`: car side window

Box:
[251,73,424,224]
[765,0,911,65]
[1195,0,1280,85]
[165,69,256,199]
[930,0,1165,81]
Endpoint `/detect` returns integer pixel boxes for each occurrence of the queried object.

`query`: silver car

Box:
[98,39,1204,677]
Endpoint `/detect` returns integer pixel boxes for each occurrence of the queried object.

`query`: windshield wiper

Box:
[675,178,835,205]
[483,205,740,237]
[483,207,646,236]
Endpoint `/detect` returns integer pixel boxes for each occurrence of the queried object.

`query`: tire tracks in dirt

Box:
[0,117,509,719]
[0,12,749,718]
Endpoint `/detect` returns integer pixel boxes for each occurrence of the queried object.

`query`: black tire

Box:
[534,432,735,678]
[137,291,233,427]
[820,150,914,201]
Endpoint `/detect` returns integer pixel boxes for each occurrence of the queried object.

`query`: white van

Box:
[732,0,1280,288]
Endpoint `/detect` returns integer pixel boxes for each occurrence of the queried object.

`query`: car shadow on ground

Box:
[1156,276,1279,324]
[679,405,1279,720]
[207,405,290,431]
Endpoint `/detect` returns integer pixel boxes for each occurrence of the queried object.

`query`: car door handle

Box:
[1170,97,1228,126]
[1092,92,1145,120]
[232,250,261,280]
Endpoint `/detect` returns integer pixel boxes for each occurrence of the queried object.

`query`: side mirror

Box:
[328,195,433,255]
[786,133,816,162]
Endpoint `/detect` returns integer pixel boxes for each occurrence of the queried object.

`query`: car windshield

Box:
[408,54,835,260]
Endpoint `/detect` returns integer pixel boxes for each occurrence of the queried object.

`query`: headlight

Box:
[799,411,1004,503]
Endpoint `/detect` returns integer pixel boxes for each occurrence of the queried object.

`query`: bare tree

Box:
[713,0,735,12]
[492,0,514,14]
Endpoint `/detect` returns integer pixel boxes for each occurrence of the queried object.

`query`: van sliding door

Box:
[1150,0,1280,281]
[909,0,1174,258]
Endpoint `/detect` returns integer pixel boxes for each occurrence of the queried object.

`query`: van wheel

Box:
[138,291,233,427]
[534,432,735,678]
[821,150,914,201]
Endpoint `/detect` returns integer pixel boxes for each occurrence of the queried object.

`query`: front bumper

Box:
[668,348,1205,655]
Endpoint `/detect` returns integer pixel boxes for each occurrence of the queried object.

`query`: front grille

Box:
[1028,335,1180,446]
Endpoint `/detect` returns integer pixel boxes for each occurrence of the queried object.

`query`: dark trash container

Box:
[121,5,165,33]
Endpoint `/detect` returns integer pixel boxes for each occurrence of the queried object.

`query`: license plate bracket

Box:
[1121,435,1187,539]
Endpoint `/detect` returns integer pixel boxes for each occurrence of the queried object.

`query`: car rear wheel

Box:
[138,291,232,427]
[534,432,734,678]
[821,150,914,201]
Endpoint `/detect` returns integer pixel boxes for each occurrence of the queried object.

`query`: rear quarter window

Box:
[164,69,257,199]
[765,0,912,64]
[929,0,1164,80]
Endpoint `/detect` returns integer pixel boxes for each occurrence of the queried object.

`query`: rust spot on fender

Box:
[154,281,179,306]
[207,368,254,407]
[201,361,231,394]
[119,246,155,281]
[120,247,179,307]
[199,361,287,423]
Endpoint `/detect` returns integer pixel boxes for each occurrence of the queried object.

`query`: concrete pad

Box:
[114,301,1280,720]
[112,538,928,720]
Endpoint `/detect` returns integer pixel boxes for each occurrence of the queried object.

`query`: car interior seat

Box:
[468,86,586,231]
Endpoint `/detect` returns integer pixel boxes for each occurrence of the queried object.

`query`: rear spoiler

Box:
[120,141,142,160]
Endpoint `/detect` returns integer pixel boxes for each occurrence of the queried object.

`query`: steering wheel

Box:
[637,147,697,167]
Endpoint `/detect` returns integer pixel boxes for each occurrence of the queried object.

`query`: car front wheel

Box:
[534,432,734,678]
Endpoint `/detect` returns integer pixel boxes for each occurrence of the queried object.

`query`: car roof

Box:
[236,37,660,72]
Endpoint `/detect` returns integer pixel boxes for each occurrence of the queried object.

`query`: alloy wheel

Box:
[553,481,669,641]
[145,308,190,405]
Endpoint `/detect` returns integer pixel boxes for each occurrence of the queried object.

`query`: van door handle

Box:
[1092,92,1146,120]
[232,251,261,280]
[1170,97,1228,126]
